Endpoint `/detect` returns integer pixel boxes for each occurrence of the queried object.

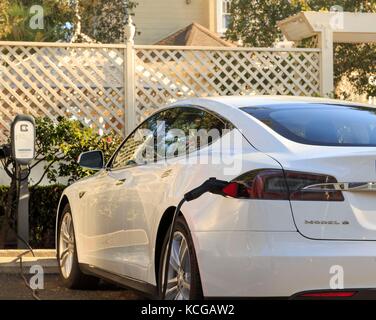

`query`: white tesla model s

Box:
[56,96,376,299]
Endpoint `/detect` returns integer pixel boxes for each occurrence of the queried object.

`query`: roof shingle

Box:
[155,22,235,47]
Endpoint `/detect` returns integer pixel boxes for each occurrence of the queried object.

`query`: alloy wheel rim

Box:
[163,231,191,300]
[59,212,74,279]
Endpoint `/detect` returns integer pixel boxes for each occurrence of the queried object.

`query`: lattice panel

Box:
[0,44,126,142]
[0,43,322,142]
[135,47,320,122]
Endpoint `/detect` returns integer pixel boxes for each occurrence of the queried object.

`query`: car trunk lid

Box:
[273,148,376,240]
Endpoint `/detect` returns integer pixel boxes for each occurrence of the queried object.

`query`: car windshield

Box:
[241,103,376,147]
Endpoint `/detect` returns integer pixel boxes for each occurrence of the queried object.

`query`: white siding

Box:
[133,0,211,44]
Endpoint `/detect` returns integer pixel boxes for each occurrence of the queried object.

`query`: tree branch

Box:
[31,159,59,187]
[29,157,47,169]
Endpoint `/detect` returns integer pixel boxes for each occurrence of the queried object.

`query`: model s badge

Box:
[305,220,350,225]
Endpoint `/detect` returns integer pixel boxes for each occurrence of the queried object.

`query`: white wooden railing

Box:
[0,41,321,142]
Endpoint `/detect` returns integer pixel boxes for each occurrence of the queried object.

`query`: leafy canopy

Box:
[226,0,376,97]
[79,0,138,43]
[0,0,74,41]
[34,117,122,185]
[0,0,137,42]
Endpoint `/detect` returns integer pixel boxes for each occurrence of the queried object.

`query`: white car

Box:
[56,96,376,299]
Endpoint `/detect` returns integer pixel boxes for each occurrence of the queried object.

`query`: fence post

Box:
[124,17,136,136]
[318,26,334,97]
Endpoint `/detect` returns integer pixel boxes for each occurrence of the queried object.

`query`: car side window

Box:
[110,106,233,168]
[111,116,157,169]
[157,107,230,159]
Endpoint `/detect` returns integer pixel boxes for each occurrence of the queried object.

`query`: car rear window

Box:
[241,103,376,147]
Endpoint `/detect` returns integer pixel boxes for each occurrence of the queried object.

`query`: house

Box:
[155,22,234,47]
[133,0,231,45]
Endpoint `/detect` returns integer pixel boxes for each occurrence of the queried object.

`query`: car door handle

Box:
[115,178,127,186]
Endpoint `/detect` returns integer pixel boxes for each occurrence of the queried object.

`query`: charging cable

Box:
[1,146,39,300]
[162,178,229,299]
[11,236,40,300]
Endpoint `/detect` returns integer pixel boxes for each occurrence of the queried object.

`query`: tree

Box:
[0,0,11,39]
[226,0,303,47]
[0,0,138,43]
[32,117,122,185]
[226,0,376,97]
[0,0,74,41]
[79,0,138,43]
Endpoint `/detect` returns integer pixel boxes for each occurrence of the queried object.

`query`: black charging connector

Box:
[162,177,229,299]
[184,177,230,202]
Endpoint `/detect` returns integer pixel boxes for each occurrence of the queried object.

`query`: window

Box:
[217,0,231,34]
[111,116,157,169]
[110,106,234,168]
[158,107,231,159]
[241,104,376,147]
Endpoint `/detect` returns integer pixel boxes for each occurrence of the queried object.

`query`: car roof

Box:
[172,95,373,109]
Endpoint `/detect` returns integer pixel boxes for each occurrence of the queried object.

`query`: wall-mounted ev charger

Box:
[11,115,36,166]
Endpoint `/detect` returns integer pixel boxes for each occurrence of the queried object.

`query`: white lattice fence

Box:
[0,42,322,142]
[0,42,126,142]
[134,46,321,122]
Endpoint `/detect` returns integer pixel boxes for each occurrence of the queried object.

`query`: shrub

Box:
[0,117,122,248]
[34,117,122,185]
[0,184,65,248]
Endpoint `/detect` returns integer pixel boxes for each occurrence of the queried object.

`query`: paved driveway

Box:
[0,273,145,300]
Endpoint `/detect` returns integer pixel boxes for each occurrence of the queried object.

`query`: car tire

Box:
[158,215,203,300]
[57,203,99,289]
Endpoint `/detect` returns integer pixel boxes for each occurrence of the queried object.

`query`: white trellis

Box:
[0,42,126,141]
[134,45,320,123]
[0,41,321,143]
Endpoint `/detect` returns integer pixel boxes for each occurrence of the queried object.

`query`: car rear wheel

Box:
[159,216,203,300]
[57,204,99,289]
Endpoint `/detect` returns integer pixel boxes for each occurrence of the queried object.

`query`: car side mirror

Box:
[78,150,104,170]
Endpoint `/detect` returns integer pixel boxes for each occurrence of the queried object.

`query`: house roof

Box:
[155,22,235,47]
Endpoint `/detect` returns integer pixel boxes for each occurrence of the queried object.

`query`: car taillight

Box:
[223,169,289,200]
[286,171,344,201]
[222,169,344,201]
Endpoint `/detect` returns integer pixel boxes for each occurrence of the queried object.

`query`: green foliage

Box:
[0,117,121,248]
[0,184,64,248]
[226,0,303,47]
[79,0,138,43]
[0,0,11,39]
[34,117,122,185]
[226,0,376,97]
[0,0,74,41]
[28,184,65,248]
[335,43,376,98]
[227,0,376,47]
[0,0,138,42]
